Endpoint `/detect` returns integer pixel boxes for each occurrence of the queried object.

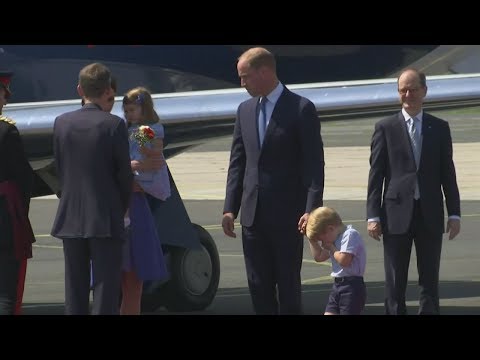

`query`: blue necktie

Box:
[259,97,268,145]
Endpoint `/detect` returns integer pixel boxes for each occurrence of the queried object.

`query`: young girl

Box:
[121,87,170,315]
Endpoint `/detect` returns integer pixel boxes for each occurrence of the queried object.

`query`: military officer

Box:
[0,71,36,315]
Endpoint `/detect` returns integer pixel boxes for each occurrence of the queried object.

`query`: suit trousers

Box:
[63,237,123,315]
[241,206,304,315]
[0,253,21,315]
[383,200,443,315]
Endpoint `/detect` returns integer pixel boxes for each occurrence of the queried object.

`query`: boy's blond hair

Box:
[306,207,343,240]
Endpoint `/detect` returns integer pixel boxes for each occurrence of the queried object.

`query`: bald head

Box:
[397,68,427,115]
[397,68,426,88]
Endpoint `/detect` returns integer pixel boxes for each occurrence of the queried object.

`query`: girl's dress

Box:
[129,123,171,201]
[122,122,170,281]
[122,192,168,281]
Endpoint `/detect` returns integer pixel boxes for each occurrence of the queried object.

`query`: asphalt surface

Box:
[22,107,480,315]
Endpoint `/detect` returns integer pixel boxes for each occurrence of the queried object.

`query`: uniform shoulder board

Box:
[0,115,16,125]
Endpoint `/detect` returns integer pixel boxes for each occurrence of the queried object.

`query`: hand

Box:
[132,181,144,192]
[368,221,382,241]
[140,146,160,157]
[446,218,461,240]
[321,241,335,252]
[142,155,164,171]
[298,213,309,235]
[222,213,236,238]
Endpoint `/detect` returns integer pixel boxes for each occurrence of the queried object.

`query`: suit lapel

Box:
[395,111,410,149]
[395,111,417,167]
[419,113,434,170]
[243,97,261,153]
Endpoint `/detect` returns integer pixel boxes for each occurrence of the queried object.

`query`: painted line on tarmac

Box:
[194,213,480,231]
[34,210,480,248]
[203,220,365,231]
[218,254,332,287]
[22,303,63,309]
[34,243,62,249]
[219,254,330,266]
[201,214,479,231]
[303,259,330,266]
[216,279,334,298]
[25,281,64,286]
[32,240,333,289]
[301,276,332,284]
[37,211,479,238]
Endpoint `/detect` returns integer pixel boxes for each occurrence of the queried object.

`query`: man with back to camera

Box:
[51,63,133,315]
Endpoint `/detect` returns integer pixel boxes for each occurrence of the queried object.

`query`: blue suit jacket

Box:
[223,86,325,227]
[51,103,133,240]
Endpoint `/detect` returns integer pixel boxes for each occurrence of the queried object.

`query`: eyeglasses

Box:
[398,87,422,95]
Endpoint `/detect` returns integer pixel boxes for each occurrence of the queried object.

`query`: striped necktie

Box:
[408,117,422,199]
[408,117,421,168]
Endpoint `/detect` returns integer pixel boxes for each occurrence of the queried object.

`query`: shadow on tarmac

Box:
[21,279,480,315]
[303,279,480,315]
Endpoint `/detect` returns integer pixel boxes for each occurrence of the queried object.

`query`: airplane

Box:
[3,45,480,104]
[3,45,480,312]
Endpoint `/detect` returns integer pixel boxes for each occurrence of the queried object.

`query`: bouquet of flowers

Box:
[131,125,155,147]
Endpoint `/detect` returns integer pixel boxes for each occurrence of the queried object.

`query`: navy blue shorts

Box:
[325,276,366,315]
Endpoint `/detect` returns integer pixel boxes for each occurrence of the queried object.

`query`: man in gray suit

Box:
[51,63,133,315]
[222,47,325,314]
[367,68,461,315]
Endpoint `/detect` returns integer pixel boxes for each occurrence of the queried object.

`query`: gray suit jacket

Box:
[367,111,460,235]
[51,103,133,240]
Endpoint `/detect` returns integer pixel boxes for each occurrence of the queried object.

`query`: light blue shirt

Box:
[402,108,423,136]
[258,81,284,135]
[330,225,366,278]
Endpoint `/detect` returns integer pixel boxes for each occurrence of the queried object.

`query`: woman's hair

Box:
[122,86,160,125]
[305,206,343,240]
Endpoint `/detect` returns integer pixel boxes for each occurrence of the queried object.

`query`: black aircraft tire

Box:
[163,224,220,312]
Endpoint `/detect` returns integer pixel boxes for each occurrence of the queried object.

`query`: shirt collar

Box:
[402,108,423,123]
[263,82,284,105]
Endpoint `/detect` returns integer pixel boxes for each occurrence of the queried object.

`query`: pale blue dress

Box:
[129,123,171,201]
[122,122,169,281]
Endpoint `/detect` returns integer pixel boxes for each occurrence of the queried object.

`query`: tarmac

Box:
[23,109,480,315]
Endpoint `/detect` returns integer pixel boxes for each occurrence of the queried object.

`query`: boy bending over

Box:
[306,206,367,315]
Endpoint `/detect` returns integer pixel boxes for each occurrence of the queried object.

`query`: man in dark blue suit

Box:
[222,47,325,314]
[51,63,133,315]
[367,68,461,315]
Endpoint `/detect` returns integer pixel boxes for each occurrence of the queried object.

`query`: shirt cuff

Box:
[448,215,461,220]
[368,217,380,223]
